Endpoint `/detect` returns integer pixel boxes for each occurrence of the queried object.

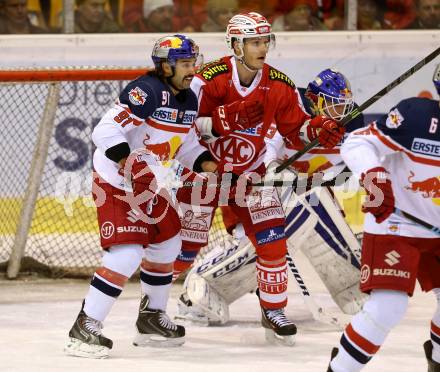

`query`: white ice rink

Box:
[0,252,435,372]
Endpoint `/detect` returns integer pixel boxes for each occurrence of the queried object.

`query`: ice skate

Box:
[327,347,338,372]
[64,301,112,359]
[261,306,297,346]
[133,294,185,347]
[174,293,210,326]
[424,340,440,372]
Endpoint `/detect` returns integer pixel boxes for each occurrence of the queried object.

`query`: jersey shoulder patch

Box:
[120,76,160,119]
[375,97,440,153]
[197,59,230,81]
[268,67,296,88]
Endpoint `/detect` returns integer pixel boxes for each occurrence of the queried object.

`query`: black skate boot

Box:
[424,340,440,372]
[64,301,113,359]
[261,306,297,346]
[133,294,185,347]
[327,347,338,372]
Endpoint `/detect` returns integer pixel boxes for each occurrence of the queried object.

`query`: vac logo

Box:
[384,250,400,266]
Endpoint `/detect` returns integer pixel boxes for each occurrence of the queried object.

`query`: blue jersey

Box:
[119,74,198,127]
[342,97,440,237]
[374,97,440,155]
[92,73,204,190]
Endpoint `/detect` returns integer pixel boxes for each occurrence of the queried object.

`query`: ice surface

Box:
[0,252,435,372]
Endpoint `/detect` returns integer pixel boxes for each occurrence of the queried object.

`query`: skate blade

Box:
[64,337,110,359]
[264,329,296,347]
[133,332,185,348]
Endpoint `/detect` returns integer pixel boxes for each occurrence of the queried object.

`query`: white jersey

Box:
[341,97,440,238]
[92,73,205,190]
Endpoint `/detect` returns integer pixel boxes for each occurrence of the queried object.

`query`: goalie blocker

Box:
[179,184,366,325]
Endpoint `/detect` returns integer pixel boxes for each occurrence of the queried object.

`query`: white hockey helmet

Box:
[226,12,275,59]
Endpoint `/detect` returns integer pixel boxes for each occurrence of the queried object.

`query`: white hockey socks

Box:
[331,290,408,372]
[140,265,173,311]
[84,244,143,322]
[431,288,440,363]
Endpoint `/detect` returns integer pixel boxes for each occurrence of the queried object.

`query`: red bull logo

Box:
[128,87,147,106]
[144,135,182,161]
[159,37,182,49]
[385,108,404,129]
[292,155,331,175]
[405,171,440,201]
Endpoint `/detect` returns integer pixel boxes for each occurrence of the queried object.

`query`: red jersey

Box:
[190,56,310,174]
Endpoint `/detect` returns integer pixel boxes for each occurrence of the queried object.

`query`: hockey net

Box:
[0,67,231,278]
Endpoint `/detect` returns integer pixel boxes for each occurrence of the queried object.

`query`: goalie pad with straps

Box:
[182,234,257,324]
[282,186,367,314]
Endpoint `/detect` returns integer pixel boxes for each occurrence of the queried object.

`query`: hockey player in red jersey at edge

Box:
[327,65,440,371]
[173,12,344,345]
[64,34,211,358]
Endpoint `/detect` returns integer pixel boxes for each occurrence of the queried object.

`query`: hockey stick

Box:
[276,46,440,173]
[395,208,440,236]
[286,253,349,330]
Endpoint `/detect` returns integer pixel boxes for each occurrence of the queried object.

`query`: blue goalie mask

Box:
[433,64,440,96]
[305,68,354,121]
[151,34,201,71]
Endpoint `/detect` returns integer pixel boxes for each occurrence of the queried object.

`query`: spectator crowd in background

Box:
[0,0,439,34]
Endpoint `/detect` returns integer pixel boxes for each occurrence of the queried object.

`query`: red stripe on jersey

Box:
[432,321,440,337]
[96,267,128,287]
[370,124,440,166]
[147,118,191,133]
[345,323,380,355]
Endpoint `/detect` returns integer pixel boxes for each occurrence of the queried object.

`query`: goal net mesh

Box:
[0,68,230,277]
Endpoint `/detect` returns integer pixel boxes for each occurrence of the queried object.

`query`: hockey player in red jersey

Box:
[64,35,216,358]
[174,12,345,345]
[327,65,440,372]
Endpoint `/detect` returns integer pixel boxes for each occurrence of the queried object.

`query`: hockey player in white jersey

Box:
[328,65,440,372]
[64,34,208,358]
[177,69,367,330]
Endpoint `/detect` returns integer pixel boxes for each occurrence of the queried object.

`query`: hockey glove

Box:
[212,100,263,136]
[360,167,395,223]
[307,116,345,149]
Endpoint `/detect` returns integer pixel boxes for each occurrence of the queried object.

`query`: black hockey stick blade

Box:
[275,46,440,173]
[394,208,440,236]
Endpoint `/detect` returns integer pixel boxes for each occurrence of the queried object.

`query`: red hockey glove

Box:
[127,155,155,197]
[212,100,263,136]
[360,167,395,223]
[307,116,345,149]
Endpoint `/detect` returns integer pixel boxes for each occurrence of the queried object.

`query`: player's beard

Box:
[180,74,194,89]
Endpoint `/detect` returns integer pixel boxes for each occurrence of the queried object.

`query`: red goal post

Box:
[0,67,229,279]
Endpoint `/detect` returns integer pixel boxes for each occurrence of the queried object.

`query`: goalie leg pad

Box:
[182,237,258,323]
[184,273,230,324]
[285,187,367,314]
